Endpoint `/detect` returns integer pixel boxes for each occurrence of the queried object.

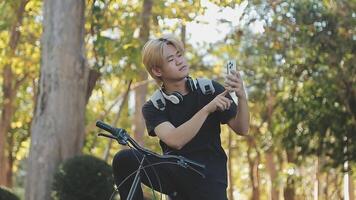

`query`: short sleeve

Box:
[142,101,169,137]
[212,80,237,124]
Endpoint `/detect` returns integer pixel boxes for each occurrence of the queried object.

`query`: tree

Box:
[25,0,90,199]
[0,0,30,187]
[133,0,153,146]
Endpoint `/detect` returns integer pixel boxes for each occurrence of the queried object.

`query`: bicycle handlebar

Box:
[96,120,206,172]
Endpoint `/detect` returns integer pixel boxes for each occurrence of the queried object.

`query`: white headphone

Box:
[160,90,183,104]
[159,76,197,104]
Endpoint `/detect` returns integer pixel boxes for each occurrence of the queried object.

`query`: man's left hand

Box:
[224,70,247,100]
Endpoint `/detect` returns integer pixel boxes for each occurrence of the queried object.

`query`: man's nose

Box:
[175,56,183,65]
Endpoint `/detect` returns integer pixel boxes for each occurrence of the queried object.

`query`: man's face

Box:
[159,44,189,82]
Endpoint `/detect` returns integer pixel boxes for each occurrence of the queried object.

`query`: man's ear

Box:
[151,67,162,78]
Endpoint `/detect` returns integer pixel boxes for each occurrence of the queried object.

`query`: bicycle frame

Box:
[96,120,206,200]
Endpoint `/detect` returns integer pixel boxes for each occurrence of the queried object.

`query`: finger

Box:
[219,98,231,109]
[226,79,240,88]
[218,98,230,110]
[226,78,241,86]
[219,96,231,104]
[218,90,228,97]
[231,70,236,74]
[216,99,228,110]
[225,98,232,109]
[231,70,241,78]
[225,80,240,88]
[216,102,225,111]
[226,74,240,82]
[225,86,234,93]
[217,98,227,108]
[227,78,243,87]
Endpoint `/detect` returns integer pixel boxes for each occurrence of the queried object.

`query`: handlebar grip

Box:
[96,120,114,133]
[96,120,205,174]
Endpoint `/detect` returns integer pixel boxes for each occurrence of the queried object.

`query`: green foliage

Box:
[275,0,355,168]
[231,0,356,169]
[0,187,20,200]
[2,0,354,198]
[51,155,114,200]
[0,0,42,189]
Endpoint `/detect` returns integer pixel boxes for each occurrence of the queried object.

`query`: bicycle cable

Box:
[129,143,163,200]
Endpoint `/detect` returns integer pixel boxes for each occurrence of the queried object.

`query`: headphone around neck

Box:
[160,76,197,104]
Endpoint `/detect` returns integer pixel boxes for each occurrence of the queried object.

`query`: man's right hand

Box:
[203,90,232,114]
[155,90,232,150]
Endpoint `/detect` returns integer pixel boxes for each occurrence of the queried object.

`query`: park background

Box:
[0,0,355,199]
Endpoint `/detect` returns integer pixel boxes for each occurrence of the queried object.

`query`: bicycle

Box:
[96,120,206,200]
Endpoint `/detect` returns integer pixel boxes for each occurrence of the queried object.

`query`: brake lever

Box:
[176,156,206,178]
[177,156,205,170]
[187,164,206,178]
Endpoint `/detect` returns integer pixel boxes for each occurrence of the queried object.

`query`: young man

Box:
[112,34,249,200]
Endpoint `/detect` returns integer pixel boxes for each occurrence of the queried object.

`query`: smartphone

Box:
[226,60,237,75]
[225,60,238,104]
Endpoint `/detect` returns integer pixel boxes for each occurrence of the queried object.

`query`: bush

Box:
[52,155,114,200]
[0,187,20,200]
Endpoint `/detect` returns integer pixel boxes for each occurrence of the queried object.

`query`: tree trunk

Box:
[181,24,186,48]
[314,158,319,200]
[86,69,101,103]
[324,171,330,200]
[133,72,148,146]
[337,173,343,200]
[265,81,278,200]
[284,150,296,200]
[314,156,330,200]
[103,80,132,161]
[6,131,15,187]
[0,0,29,187]
[349,173,355,200]
[25,1,88,199]
[344,162,355,200]
[133,0,153,146]
[265,148,279,200]
[247,136,260,200]
[0,66,15,187]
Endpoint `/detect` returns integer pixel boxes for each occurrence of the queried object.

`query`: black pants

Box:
[112,149,228,200]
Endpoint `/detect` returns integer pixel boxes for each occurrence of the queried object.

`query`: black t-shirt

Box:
[142,80,237,184]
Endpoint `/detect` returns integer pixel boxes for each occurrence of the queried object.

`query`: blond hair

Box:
[142,34,185,84]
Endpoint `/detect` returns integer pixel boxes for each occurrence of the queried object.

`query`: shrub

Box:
[52,155,114,200]
[0,187,20,200]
